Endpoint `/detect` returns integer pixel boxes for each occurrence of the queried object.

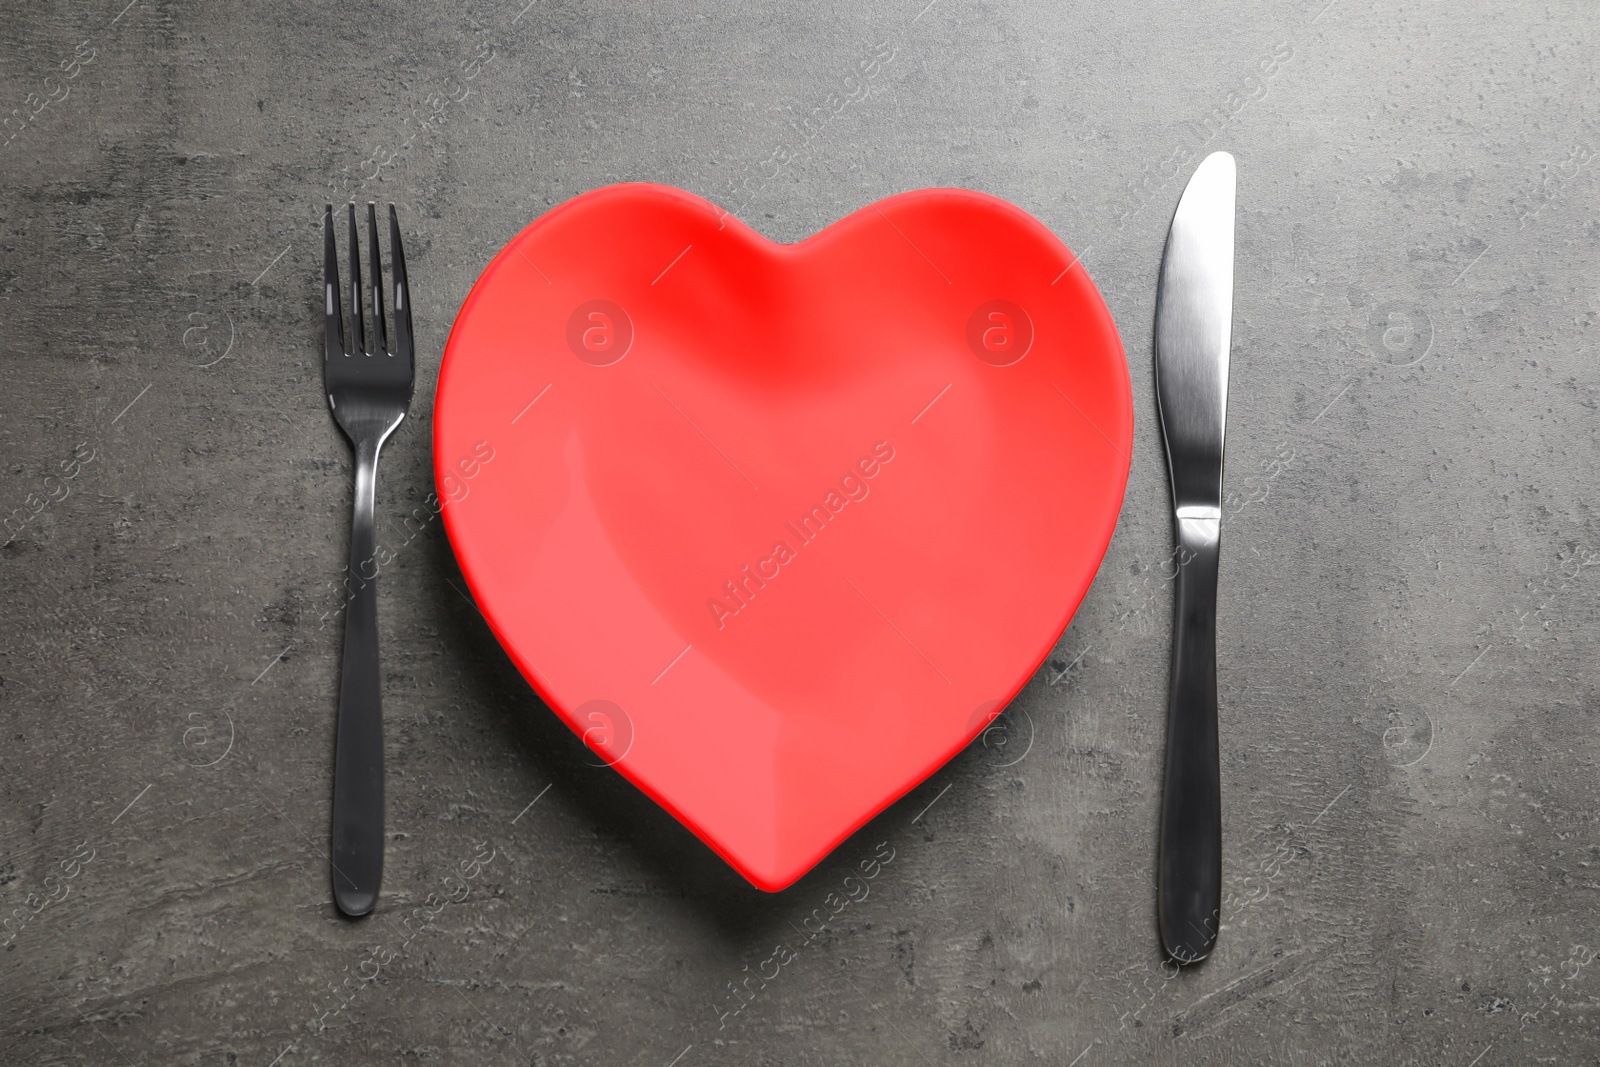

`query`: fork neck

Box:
[352,436,381,529]
[350,438,384,547]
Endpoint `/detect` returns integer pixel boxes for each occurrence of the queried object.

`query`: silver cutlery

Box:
[322,202,414,917]
[1153,152,1236,962]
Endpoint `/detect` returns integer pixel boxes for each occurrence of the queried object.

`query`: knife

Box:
[1153,151,1236,963]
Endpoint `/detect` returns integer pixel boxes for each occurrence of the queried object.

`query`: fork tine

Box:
[366,202,388,357]
[323,205,345,360]
[388,204,413,362]
[347,203,367,356]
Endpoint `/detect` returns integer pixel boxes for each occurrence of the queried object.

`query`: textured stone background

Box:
[2,0,1597,1063]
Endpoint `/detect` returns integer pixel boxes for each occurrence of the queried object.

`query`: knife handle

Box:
[1158,514,1222,964]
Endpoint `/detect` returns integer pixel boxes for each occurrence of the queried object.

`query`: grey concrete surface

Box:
[1,0,1597,1063]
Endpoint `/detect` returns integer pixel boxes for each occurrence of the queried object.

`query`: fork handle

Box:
[332,435,386,916]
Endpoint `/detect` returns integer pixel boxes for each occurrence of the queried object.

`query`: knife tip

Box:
[1200,150,1236,179]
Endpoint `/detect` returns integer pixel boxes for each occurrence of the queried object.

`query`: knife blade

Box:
[1153,150,1236,963]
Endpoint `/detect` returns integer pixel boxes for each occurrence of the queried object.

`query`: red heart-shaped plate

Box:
[435,184,1130,890]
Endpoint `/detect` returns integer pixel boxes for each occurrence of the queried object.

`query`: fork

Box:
[323,202,414,917]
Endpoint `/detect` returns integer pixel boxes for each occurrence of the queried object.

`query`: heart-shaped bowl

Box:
[435,183,1131,890]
